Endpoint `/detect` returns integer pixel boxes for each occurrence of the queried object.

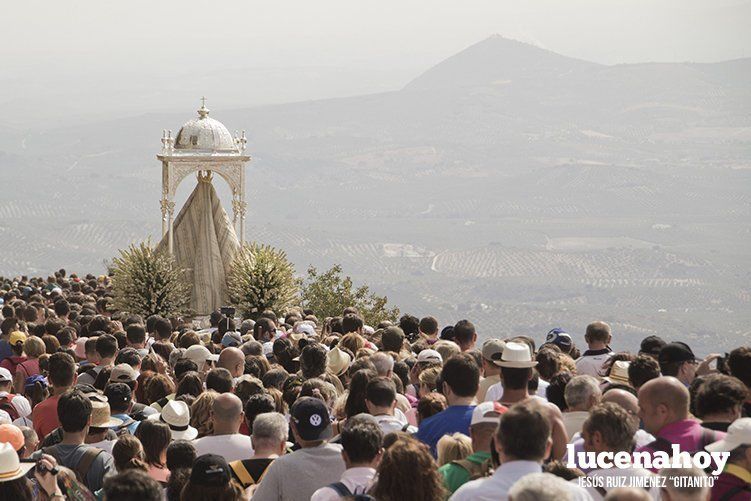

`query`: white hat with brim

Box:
[705,417,751,453]
[0,442,34,482]
[148,400,198,441]
[493,342,538,368]
[184,344,219,364]
[327,346,352,376]
[603,360,632,386]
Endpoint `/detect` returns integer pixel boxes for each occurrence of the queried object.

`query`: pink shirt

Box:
[636,419,726,472]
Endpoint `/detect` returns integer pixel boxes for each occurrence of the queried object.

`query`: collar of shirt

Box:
[724,464,751,484]
[340,466,377,484]
[492,460,541,480]
[581,348,612,357]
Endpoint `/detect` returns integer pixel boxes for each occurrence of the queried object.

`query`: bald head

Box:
[639,377,689,417]
[602,388,639,414]
[218,347,245,378]
[213,392,243,423]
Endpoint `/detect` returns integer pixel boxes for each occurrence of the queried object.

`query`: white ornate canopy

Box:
[156,98,250,254]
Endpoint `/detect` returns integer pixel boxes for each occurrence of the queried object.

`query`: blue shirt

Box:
[0,340,13,362]
[415,405,475,457]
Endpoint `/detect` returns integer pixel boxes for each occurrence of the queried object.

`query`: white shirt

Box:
[484,383,548,404]
[310,466,377,501]
[373,414,417,434]
[563,411,591,440]
[576,466,660,500]
[575,351,614,378]
[450,460,593,501]
[192,433,254,462]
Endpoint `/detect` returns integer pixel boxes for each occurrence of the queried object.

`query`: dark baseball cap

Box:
[291,396,332,441]
[104,382,132,406]
[639,336,666,357]
[658,342,697,364]
[544,328,572,351]
[190,454,230,486]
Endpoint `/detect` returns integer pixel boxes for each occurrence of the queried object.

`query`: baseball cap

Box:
[184,344,219,364]
[221,331,243,348]
[417,349,443,364]
[109,363,138,383]
[290,396,332,441]
[24,375,48,394]
[544,328,572,351]
[104,382,132,407]
[705,418,751,453]
[190,454,231,486]
[0,368,11,383]
[0,424,24,451]
[471,401,508,426]
[9,331,26,347]
[481,339,505,363]
[658,342,697,364]
[639,336,666,357]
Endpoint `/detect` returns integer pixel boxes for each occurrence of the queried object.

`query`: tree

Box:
[111,241,191,318]
[227,242,300,319]
[300,264,400,326]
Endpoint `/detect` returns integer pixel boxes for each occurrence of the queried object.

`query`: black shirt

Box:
[229,458,275,488]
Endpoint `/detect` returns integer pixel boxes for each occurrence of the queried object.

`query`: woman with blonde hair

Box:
[370,436,446,501]
[436,432,473,467]
[12,336,46,393]
[190,390,218,438]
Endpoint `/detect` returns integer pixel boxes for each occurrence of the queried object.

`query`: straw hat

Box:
[603,360,631,386]
[148,400,198,440]
[492,342,538,368]
[0,442,34,482]
[90,400,124,428]
[327,346,352,376]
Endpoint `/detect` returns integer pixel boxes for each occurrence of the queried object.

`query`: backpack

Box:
[327,482,376,501]
[0,394,20,421]
[43,445,103,488]
[451,457,494,481]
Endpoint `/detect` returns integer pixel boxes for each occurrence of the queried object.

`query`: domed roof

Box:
[174,101,237,152]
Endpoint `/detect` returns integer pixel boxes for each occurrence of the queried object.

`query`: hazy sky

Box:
[2,0,749,127]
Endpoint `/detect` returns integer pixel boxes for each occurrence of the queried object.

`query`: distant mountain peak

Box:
[404,34,600,91]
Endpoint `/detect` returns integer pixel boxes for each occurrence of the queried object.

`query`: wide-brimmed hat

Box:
[0,442,34,482]
[148,400,198,440]
[90,400,123,428]
[492,342,538,368]
[603,360,631,386]
[184,344,219,365]
[327,346,352,376]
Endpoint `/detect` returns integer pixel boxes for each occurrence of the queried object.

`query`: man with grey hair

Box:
[371,351,411,418]
[508,472,572,501]
[192,393,254,462]
[659,467,710,501]
[563,375,602,439]
[229,412,288,492]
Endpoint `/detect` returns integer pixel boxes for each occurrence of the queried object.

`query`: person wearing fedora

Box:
[86,398,124,454]
[253,397,345,501]
[147,400,198,441]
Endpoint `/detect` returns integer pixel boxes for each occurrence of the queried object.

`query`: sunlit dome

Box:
[174,99,237,152]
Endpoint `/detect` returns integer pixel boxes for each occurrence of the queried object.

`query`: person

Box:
[507,472,575,501]
[628,355,661,390]
[229,412,287,491]
[694,374,747,432]
[438,400,505,495]
[659,467,710,501]
[125,324,150,358]
[636,376,725,471]
[192,393,254,462]
[705,418,751,501]
[476,339,504,401]
[437,433,472,467]
[103,469,163,501]
[18,426,38,459]
[452,320,477,352]
[311,414,383,501]
[32,352,76,439]
[183,344,218,376]
[0,443,63,501]
[575,321,613,377]
[253,397,345,501]
[36,388,115,492]
[563,375,602,439]
[484,341,540,404]
[370,436,446,501]
[450,401,591,501]
[180,454,246,501]
[658,342,703,386]
[111,434,147,472]
[638,336,666,360]
[0,367,28,422]
[415,353,478,456]
[78,334,118,386]
[86,398,123,453]
[418,316,439,345]
[10,335,45,393]
[149,399,198,440]
[135,419,172,483]
[365,377,417,433]
[727,347,751,417]
[104,382,140,434]
[579,402,659,500]
[217,346,245,381]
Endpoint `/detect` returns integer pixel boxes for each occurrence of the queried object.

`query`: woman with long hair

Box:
[135,419,172,484]
[370,436,446,501]
[190,390,218,438]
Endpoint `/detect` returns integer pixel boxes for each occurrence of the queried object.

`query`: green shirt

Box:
[438,450,492,495]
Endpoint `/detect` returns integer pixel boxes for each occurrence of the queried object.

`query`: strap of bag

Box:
[75,448,103,482]
[230,460,255,487]
[328,482,353,498]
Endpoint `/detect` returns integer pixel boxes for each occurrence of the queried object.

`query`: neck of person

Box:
[447,394,475,406]
[98,357,114,367]
[483,364,500,377]
[212,421,239,436]
[51,384,72,397]
[61,429,87,446]
[500,387,529,404]
[587,342,608,351]
[370,405,394,417]
[702,410,738,423]
[251,445,281,459]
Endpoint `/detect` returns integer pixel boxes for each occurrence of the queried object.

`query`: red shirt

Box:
[32,394,61,439]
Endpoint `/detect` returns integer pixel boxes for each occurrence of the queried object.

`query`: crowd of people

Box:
[0,270,749,501]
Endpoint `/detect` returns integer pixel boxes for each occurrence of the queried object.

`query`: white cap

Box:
[470,401,508,426]
[705,418,751,453]
[0,368,11,383]
[184,344,219,364]
[417,349,443,364]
